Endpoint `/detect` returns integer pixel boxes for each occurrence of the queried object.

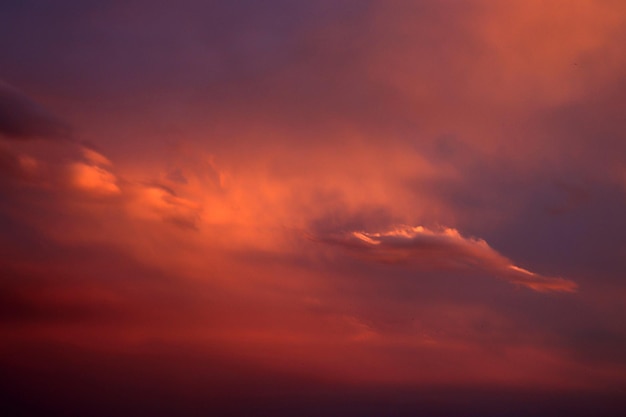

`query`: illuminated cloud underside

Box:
[323,225,577,293]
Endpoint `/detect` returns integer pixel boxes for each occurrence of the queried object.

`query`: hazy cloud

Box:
[0,81,70,140]
[0,143,40,181]
[1,1,625,414]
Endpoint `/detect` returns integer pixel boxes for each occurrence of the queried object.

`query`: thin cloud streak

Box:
[319,225,577,293]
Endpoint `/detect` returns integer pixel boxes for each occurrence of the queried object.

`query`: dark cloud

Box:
[0,81,70,140]
[2,340,626,417]
[317,224,577,293]
[308,205,397,237]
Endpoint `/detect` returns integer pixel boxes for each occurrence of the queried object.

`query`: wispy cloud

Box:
[319,225,577,293]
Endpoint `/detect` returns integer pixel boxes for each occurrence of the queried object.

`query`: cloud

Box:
[318,225,577,293]
[127,183,202,230]
[2,2,626,412]
[81,146,112,167]
[63,146,121,194]
[0,143,40,181]
[0,81,70,140]
[67,162,120,195]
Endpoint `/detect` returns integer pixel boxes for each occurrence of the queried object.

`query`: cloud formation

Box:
[319,225,577,293]
[0,81,70,140]
[1,1,626,415]
[0,143,40,181]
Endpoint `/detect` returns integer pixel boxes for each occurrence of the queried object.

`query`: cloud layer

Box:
[1,1,626,416]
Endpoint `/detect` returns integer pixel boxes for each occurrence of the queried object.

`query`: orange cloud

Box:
[68,162,120,194]
[81,147,112,167]
[474,0,626,104]
[3,4,626,412]
[126,183,202,229]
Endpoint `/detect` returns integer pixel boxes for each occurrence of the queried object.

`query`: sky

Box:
[1,1,626,416]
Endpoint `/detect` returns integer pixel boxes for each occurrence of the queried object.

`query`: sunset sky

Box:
[1,1,626,416]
